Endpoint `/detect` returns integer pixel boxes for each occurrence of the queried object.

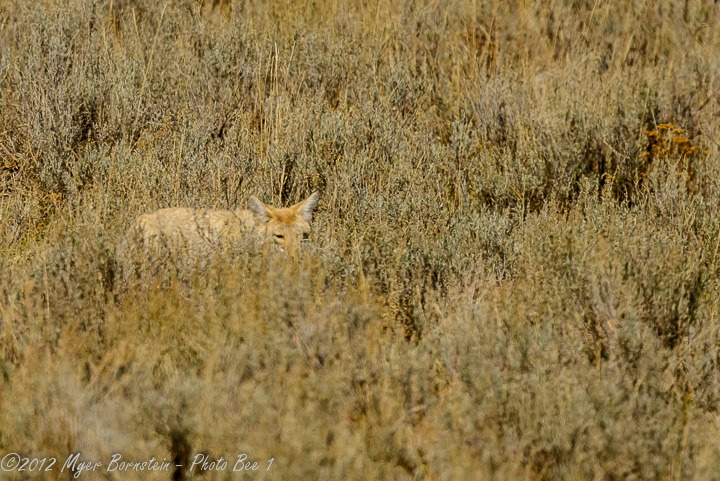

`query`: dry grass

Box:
[1,0,720,479]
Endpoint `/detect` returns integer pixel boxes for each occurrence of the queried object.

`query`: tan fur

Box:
[117,193,318,281]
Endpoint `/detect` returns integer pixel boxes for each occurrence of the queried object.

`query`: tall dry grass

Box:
[1,0,720,479]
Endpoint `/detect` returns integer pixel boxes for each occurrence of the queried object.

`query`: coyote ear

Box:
[295,192,319,223]
[248,196,271,223]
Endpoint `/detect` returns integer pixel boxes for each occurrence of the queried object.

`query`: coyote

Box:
[117,193,319,282]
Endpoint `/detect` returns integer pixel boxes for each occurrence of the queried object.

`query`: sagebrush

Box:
[1,0,720,480]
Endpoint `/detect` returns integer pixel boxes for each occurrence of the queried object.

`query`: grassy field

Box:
[1,0,720,479]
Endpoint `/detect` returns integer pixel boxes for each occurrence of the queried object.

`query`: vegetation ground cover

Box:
[1,1,720,479]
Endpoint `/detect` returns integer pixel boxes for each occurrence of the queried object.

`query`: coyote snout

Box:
[117,193,319,282]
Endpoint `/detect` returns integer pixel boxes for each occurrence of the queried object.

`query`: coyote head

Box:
[248,192,319,257]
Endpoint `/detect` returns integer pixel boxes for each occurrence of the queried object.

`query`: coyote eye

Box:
[303,232,310,240]
[274,233,284,240]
